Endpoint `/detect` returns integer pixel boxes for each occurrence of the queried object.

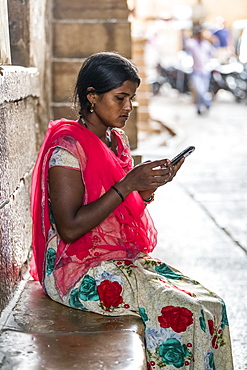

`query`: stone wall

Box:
[0,67,39,312]
[0,0,51,313]
[0,0,137,314]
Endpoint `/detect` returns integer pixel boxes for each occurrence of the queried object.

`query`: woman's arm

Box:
[49,166,125,243]
[48,158,184,243]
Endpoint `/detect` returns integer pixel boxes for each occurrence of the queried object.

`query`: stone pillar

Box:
[124,102,138,150]
[132,36,152,132]
[0,0,51,313]
[7,0,52,137]
[52,0,132,121]
[0,0,11,64]
[8,0,30,67]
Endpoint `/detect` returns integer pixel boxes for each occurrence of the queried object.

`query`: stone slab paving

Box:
[136,90,247,370]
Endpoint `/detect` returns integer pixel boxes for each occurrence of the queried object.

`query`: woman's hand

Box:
[117,157,184,199]
[48,157,184,243]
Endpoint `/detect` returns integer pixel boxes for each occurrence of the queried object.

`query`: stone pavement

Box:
[135,90,247,370]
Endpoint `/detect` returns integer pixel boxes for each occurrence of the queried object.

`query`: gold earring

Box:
[90,103,94,113]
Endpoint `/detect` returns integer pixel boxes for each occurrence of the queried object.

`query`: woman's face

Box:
[89,80,138,130]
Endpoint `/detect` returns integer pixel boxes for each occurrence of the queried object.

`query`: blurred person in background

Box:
[237,27,247,64]
[184,26,215,115]
[212,16,234,63]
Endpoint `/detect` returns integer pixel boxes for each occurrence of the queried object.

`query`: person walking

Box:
[184,26,215,115]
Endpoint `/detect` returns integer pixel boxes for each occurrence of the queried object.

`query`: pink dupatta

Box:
[30,119,157,296]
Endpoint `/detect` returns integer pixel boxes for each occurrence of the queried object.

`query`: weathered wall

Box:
[0,0,51,313]
[0,67,39,312]
[8,0,52,139]
[0,0,136,314]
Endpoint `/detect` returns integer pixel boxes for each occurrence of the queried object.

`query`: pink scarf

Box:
[30,119,157,297]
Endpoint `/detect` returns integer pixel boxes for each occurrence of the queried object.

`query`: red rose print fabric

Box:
[97,280,123,309]
[158,306,193,333]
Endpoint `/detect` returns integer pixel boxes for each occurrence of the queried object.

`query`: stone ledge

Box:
[0,66,39,104]
[0,330,146,369]
[0,280,147,369]
[52,19,129,24]
[53,0,129,20]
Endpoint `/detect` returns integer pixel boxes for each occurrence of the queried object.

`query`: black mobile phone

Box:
[171,146,195,165]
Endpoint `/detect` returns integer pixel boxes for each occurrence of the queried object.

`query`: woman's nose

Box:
[124,99,133,112]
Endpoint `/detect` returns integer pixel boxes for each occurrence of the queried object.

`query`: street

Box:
[136,90,247,370]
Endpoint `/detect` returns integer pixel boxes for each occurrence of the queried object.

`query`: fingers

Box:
[150,157,184,185]
[148,163,174,187]
[146,159,170,169]
[128,157,185,192]
[173,157,185,172]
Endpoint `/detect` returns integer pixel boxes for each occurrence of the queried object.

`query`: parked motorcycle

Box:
[210,62,247,102]
[152,61,247,103]
[152,63,191,95]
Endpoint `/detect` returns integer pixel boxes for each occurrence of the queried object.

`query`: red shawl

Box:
[30,119,157,297]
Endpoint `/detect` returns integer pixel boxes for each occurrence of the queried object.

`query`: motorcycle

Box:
[210,62,247,102]
[151,63,191,95]
[152,61,247,103]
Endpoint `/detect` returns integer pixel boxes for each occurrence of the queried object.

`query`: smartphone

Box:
[171,146,195,165]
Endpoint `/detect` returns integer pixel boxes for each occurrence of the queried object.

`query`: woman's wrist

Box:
[114,179,133,200]
[139,189,156,201]
[111,185,124,202]
[142,193,155,204]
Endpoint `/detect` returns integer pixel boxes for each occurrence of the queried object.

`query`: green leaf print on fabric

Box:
[46,248,56,275]
[158,338,190,368]
[209,352,216,370]
[79,275,99,301]
[139,308,149,323]
[199,310,206,332]
[221,301,229,329]
[48,200,55,225]
[155,264,182,280]
[69,288,88,310]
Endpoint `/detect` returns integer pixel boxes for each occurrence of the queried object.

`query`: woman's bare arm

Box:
[48,166,125,243]
[48,158,184,243]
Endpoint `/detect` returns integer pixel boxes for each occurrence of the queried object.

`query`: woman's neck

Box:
[78,116,112,148]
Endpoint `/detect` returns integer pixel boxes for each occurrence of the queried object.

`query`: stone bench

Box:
[0,280,146,369]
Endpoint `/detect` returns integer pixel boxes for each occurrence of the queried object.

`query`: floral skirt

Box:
[44,252,233,370]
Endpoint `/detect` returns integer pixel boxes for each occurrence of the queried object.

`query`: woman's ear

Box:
[86,87,96,104]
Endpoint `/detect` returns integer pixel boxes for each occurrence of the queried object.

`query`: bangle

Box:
[143,193,155,204]
[111,186,124,202]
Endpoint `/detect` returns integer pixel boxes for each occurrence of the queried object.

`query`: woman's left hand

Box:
[139,157,184,201]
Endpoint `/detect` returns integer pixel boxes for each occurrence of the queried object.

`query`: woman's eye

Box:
[116,96,124,101]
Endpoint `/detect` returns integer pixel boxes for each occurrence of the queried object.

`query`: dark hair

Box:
[74,52,141,117]
[193,26,203,36]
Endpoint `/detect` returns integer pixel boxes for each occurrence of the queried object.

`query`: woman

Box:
[31,52,233,369]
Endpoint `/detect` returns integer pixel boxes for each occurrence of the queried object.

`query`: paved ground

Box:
[135,90,247,370]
